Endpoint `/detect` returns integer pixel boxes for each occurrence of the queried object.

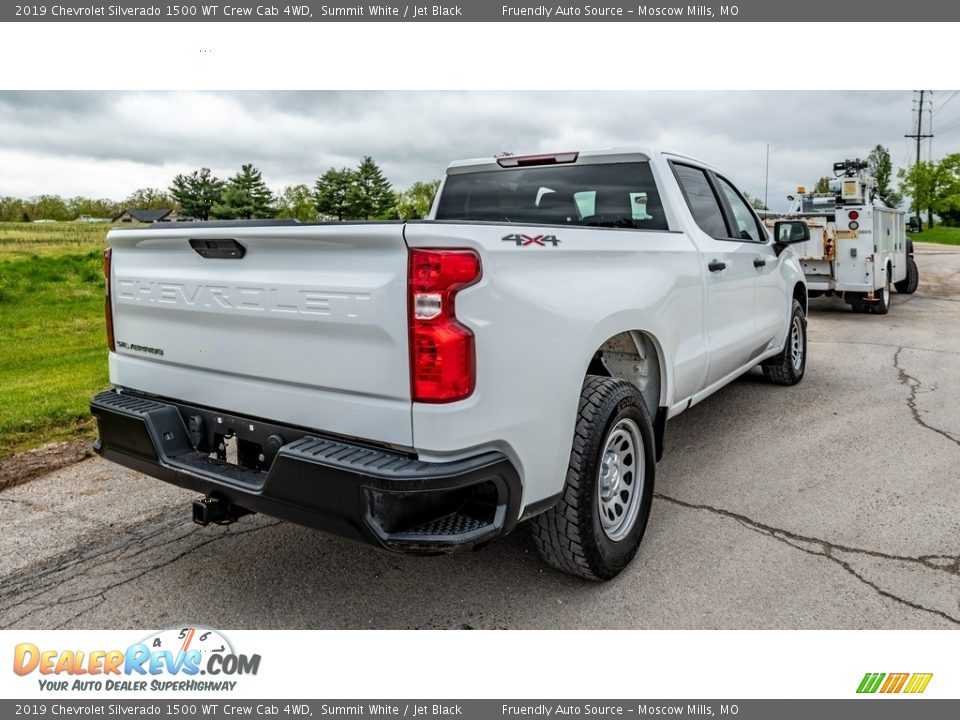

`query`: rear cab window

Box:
[435,161,669,231]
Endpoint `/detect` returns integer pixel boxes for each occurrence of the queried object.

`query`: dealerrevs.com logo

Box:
[13,627,260,693]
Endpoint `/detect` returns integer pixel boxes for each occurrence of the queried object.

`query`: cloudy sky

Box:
[0,91,953,210]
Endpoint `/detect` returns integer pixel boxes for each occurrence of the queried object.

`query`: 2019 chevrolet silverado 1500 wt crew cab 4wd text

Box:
[91,148,810,580]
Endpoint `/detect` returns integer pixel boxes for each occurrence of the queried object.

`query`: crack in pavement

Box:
[0,517,283,629]
[894,346,960,448]
[52,593,107,631]
[0,511,189,604]
[654,492,960,627]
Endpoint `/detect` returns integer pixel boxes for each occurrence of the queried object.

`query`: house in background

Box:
[112,208,179,223]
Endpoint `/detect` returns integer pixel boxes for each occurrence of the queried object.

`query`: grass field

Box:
[0,218,959,461]
[0,222,112,458]
[912,225,960,245]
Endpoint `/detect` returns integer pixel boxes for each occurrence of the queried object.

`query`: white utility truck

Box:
[764,158,918,314]
[91,147,810,580]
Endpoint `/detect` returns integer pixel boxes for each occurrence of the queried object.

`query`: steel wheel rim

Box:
[790,315,804,371]
[882,280,890,306]
[596,418,644,542]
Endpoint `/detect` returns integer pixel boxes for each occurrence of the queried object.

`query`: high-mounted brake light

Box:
[408,249,481,403]
[496,152,579,168]
[103,247,116,352]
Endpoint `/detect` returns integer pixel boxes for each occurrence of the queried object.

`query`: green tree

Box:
[867,144,902,207]
[313,167,355,221]
[347,156,395,220]
[211,164,275,220]
[812,177,832,194]
[0,196,31,222]
[67,196,120,219]
[170,168,225,221]
[397,180,441,219]
[123,187,176,210]
[899,161,942,228]
[276,184,319,222]
[932,153,960,226]
[31,195,71,221]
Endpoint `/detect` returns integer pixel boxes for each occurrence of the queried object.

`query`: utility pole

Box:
[763,143,769,211]
[905,90,934,164]
[904,90,934,221]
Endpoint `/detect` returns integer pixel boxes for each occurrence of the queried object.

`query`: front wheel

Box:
[530,376,655,581]
[895,256,919,294]
[762,299,807,385]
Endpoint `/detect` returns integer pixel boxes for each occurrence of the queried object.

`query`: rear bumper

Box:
[90,389,521,553]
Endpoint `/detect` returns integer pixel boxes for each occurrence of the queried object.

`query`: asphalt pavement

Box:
[1,243,958,629]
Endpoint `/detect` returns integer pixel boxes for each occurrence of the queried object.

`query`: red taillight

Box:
[408,249,481,403]
[103,247,115,352]
[848,210,859,220]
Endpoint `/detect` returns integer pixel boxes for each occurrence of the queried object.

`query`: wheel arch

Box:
[582,329,668,460]
[792,281,808,315]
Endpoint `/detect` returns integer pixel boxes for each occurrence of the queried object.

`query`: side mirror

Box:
[774,220,810,245]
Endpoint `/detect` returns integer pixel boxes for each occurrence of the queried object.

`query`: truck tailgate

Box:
[107,223,413,447]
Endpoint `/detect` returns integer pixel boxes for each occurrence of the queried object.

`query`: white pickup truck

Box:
[91,148,810,580]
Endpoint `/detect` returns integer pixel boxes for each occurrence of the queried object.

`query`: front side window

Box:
[435,161,669,230]
[673,164,728,239]
[717,177,764,242]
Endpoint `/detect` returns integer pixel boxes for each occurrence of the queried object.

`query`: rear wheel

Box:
[530,376,655,581]
[848,294,870,313]
[762,299,806,385]
[872,270,891,315]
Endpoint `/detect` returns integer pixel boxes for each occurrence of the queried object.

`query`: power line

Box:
[933,90,959,116]
[936,120,960,135]
[934,111,960,134]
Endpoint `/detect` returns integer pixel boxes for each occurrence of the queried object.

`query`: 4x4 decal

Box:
[502,233,561,247]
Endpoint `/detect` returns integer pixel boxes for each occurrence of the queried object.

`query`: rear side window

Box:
[435,161,669,230]
[673,164,728,239]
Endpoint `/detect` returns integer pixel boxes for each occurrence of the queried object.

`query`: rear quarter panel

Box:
[404,221,704,510]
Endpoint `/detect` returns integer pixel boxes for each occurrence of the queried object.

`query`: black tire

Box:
[530,376,655,581]
[895,256,919,294]
[762,299,806,385]
[906,256,919,294]
[872,269,891,315]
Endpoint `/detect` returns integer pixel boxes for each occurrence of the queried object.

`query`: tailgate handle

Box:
[189,239,246,259]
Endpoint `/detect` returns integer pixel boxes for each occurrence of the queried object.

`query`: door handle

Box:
[753,258,767,268]
[708,260,726,272]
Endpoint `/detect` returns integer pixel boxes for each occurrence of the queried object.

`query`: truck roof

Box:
[445,147,716,174]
